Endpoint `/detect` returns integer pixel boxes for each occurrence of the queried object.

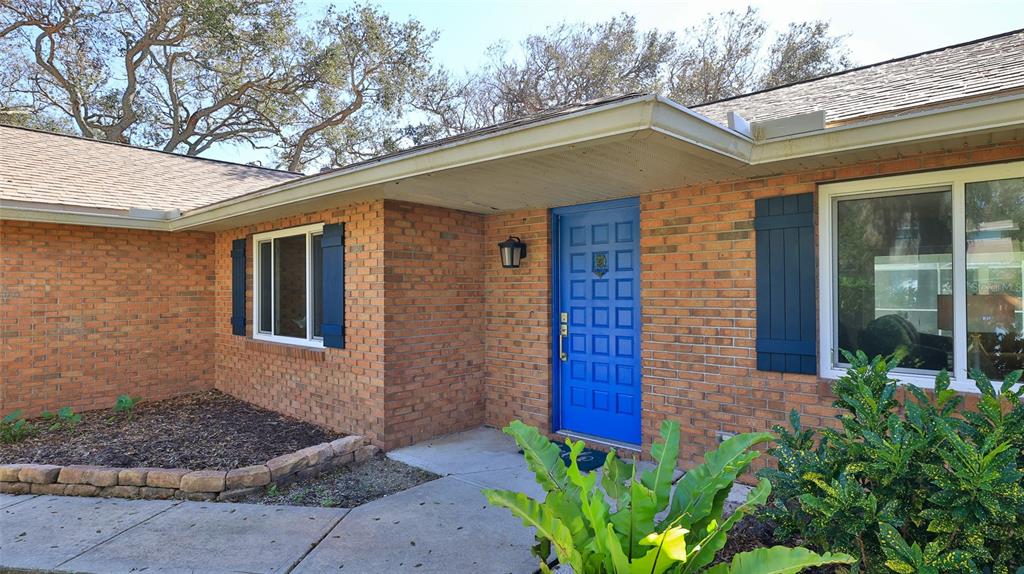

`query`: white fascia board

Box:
[170,96,663,230]
[649,96,754,163]
[752,94,1024,164]
[0,201,171,231]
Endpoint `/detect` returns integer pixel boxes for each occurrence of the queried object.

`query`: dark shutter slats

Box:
[321,223,345,349]
[754,193,816,374]
[230,238,246,336]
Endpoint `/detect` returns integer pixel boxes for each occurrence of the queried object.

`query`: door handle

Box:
[559,312,568,362]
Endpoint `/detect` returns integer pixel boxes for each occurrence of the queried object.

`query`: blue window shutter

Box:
[321,223,345,349]
[754,193,816,374]
[230,239,246,336]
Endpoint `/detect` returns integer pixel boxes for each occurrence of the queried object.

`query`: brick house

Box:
[2,31,1023,464]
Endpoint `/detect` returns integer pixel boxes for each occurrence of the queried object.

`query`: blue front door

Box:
[555,198,641,444]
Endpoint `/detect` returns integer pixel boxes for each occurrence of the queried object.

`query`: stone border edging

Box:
[0,435,378,502]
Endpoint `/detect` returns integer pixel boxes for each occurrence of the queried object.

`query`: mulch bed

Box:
[0,391,341,470]
[243,453,438,507]
[714,515,838,573]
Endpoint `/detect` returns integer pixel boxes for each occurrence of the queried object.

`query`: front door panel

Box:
[556,200,641,444]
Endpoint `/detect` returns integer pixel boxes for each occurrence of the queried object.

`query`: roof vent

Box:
[751,111,826,140]
[128,207,181,220]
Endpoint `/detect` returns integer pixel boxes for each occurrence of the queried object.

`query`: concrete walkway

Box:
[0,427,542,574]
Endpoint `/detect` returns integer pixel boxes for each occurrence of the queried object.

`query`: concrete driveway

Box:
[0,427,542,574]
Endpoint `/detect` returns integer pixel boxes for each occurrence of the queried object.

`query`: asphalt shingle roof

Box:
[1,30,1021,214]
[0,125,298,212]
[692,29,1024,126]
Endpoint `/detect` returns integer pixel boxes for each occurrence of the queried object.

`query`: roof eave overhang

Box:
[2,93,1021,232]
[751,93,1024,164]
[0,200,171,231]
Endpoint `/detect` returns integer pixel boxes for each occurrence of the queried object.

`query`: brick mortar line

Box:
[53,499,184,569]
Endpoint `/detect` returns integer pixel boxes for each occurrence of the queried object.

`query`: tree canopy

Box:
[0,2,852,172]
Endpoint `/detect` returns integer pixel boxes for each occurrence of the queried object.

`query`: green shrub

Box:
[41,406,82,431]
[1,409,35,443]
[485,420,854,573]
[759,350,1024,574]
[113,394,141,419]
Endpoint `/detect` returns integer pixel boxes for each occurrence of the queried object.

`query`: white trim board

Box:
[251,223,325,349]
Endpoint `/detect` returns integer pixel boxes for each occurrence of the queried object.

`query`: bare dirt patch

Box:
[0,391,341,470]
[243,453,438,508]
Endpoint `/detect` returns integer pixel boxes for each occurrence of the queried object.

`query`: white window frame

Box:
[252,223,325,348]
[819,161,1024,392]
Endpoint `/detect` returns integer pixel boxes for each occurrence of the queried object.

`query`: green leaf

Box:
[610,466,659,558]
[502,421,574,497]
[482,489,584,572]
[723,546,856,574]
[681,478,771,574]
[601,449,633,503]
[641,419,680,511]
[663,432,773,531]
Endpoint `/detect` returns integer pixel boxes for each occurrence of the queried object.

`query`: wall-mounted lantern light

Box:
[498,236,527,268]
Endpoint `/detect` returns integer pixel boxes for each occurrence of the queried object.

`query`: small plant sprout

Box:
[113,395,141,419]
[1,409,35,443]
[42,406,82,431]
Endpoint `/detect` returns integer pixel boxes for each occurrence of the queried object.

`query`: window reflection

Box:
[836,190,954,371]
[274,235,307,338]
[966,177,1024,380]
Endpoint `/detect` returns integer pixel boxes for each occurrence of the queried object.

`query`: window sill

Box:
[245,338,326,362]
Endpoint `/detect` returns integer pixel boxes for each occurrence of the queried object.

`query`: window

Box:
[253,223,324,347]
[820,162,1024,390]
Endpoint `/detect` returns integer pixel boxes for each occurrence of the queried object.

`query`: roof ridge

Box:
[0,122,301,176]
[692,27,1024,110]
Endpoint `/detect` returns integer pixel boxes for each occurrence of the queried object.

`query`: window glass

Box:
[965,177,1024,380]
[273,235,307,338]
[312,234,323,338]
[259,241,272,333]
[835,190,954,371]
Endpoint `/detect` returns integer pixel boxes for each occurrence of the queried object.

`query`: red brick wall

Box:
[382,202,485,447]
[483,209,552,431]
[1,220,215,416]
[484,141,1024,468]
[213,200,485,449]
[213,201,388,445]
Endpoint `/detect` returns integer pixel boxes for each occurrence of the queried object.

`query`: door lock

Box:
[559,312,568,362]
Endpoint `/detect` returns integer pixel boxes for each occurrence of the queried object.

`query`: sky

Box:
[210,0,1024,166]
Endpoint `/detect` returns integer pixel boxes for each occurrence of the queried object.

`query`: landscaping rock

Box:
[217,486,264,501]
[18,464,62,484]
[266,451,307,481]
[180,470,226,493]
[295,466,322,482]
[329,436,366,457]
[0,464,22,482]
[299,443,334,466]
[31,483,67,495]
[354,445,381,463]
[118,467,159,486]
[100,485,140,498]
[146,468,190,489]
[139,487,176,500]
[58,465,121,487]
[65,484,102,497]
[0,482,30,494]
[181,491,216,501]
[226,465,270,489]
